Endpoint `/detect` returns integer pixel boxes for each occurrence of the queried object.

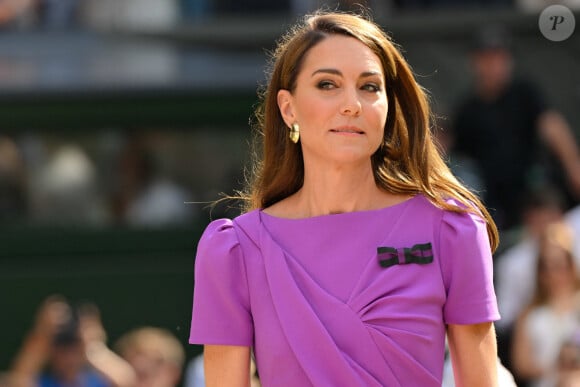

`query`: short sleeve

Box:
[439,210,500,325]
[189,219,253,346]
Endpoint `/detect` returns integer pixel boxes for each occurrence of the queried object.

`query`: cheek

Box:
[370,102,388,133]
[296,95,333,123]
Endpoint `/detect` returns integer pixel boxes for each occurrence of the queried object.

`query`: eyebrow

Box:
[311,68,382,78]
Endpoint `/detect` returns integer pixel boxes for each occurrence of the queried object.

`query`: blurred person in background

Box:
[180,0,211,21]
[496,192,580,327]
[0,136,27,223]
[451,25,580,232]
[566,204,580,253]
[37,0,80,29]
[511,222,580,387]
[111,134,196,228]
[28,145,108,226]
[495,186,570,334]
[7,295,136,387]
[114,327,184,387]
[0,0,79,29]
[79,0,178,32]
[0,0,36,28]
[555,332,580,387]
[433,121,485,196]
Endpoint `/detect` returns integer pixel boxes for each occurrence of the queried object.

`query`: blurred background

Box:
[0,0,578,386]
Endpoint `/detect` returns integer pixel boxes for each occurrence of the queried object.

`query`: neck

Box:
[294,160,387,217]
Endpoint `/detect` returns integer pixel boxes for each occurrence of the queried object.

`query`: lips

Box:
[330,126,365,134]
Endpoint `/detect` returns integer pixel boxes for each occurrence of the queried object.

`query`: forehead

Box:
[300,35,384,74]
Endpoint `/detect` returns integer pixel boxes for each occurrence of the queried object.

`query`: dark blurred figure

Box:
[288,0,391,15]
[7,295,136,387]
[0,0,79,29]
[434,120,485,195]
[180,0,212,21]
[37,0,80,29]
[392,0,512,9]
[115,327,185,387]
[0,0,36,28]
[0,136,27,222]
[111,134,196,228]
[214,0,289,14]
[451,25,580,231]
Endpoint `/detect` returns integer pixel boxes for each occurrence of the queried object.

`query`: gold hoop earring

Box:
[289,123,300,143]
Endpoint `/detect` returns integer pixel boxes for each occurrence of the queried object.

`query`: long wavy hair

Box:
[243,10,499,251]
[529,221,579,308]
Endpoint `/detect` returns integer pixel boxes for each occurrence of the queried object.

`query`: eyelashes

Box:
[315,80,382,92]
[316,80,336,90]
[362,83,382,92]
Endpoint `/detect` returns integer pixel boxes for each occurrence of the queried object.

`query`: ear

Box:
[277,89,296,127]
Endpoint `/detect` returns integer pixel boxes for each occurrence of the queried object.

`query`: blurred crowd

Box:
[0,0,579,31]
[0,295,258,387]
[0,130,205,228]
[443,22,580,387]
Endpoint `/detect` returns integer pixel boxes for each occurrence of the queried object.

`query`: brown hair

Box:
[243,10,499,251]
[529,221,579,307]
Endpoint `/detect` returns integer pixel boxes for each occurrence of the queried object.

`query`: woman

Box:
[190,11,500,386]
[511,221,580,387]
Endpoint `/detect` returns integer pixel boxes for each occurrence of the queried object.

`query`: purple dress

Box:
[189,195,499,386]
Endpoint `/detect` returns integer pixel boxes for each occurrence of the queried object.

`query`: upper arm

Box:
[204,345,251,387]
[447,322,498,387]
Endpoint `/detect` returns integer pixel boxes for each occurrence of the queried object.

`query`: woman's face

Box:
[278,35,388,167]
[539,243,575,293]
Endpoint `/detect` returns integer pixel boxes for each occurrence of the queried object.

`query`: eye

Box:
[317,80,337,90]
[361,83,382,92]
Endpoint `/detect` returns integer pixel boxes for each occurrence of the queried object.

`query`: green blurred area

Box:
[0,90,257,131]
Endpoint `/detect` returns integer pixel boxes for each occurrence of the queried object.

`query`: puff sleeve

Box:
[439,209,500,325]
[189,219,253,346]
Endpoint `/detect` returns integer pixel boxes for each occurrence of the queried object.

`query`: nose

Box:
[340,89,362,116]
